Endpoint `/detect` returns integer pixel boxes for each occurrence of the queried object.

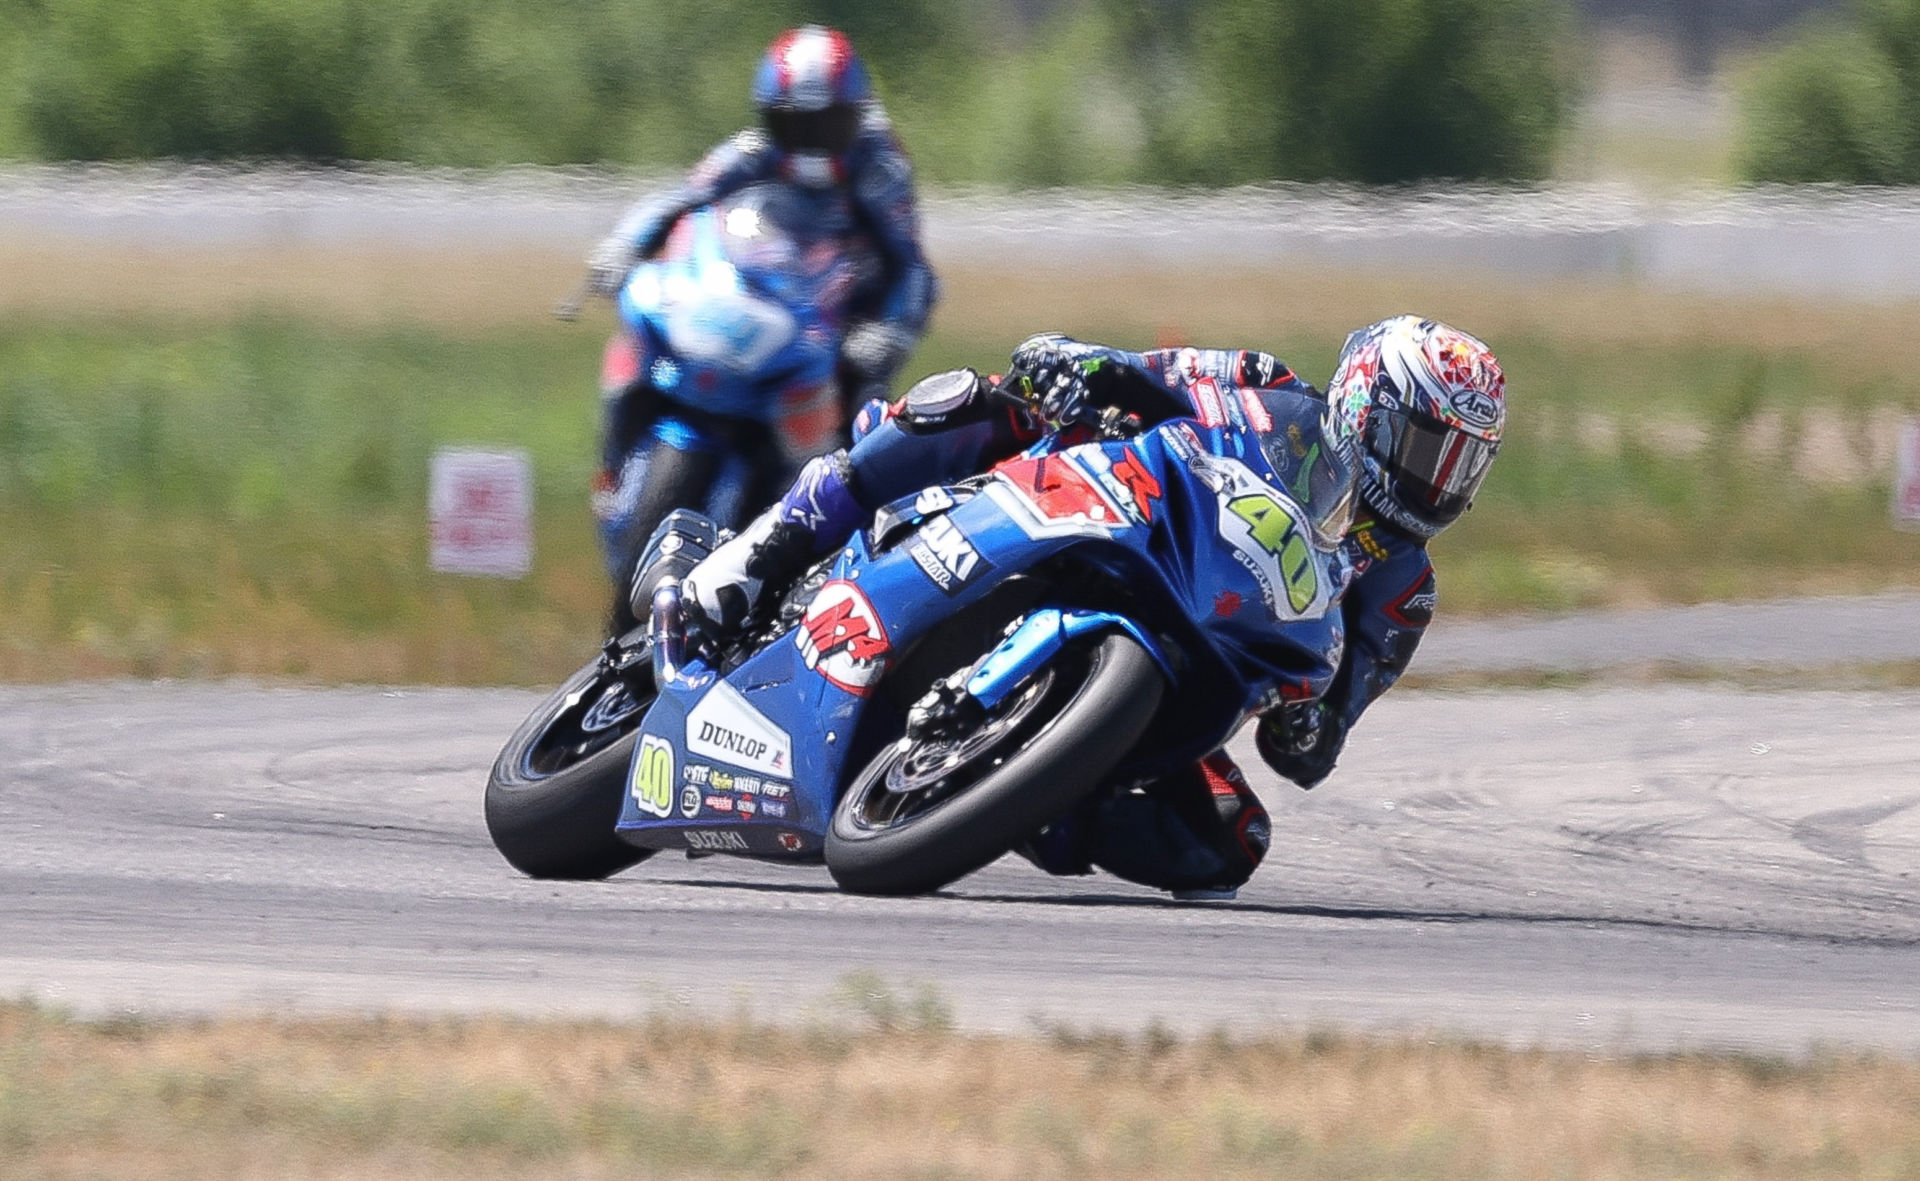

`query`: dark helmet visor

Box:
[1370,406,1499,525]
[762,104,861,156]
[1255,390,1360,551]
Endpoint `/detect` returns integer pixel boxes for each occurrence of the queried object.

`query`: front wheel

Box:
[485,644,658,880]
[825,632,1164,896]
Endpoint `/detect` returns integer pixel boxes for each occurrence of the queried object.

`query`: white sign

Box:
[1897,419,1920,532]
[429,448,533,576]
[685,680,794,778]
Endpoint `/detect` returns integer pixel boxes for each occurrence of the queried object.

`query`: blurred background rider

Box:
[586,24,938,437]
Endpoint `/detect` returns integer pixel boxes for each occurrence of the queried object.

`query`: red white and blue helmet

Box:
[1329,316,1506,539]
[752,26,873,164]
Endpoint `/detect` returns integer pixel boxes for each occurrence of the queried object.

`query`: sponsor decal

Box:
[631,735,675,818]
[685,680,793,777]
[681,763,712,787]
[1238,389,1275,432]
[1448,389,1500,431]
[761,782,792,800]
[710,770,734,792]
[1239,351,1292,390]
[1385,568,1437,628]
[762,799,789,818]
[679,783,701,819]
[685,829,749,852]
[733,775,762,795]
[1191,377,1228,427]
[1110,450,1163,523]
[1189,456,1322,619]
[776,832,803,852]
[989,453,1130,539]
[906,514,991,595]
[797,580,892,695]
[1160,422,1200,461]
[738,796,758,817]
[913,487,955,515]
[1352,526,1389,563]
[704,794,735,812]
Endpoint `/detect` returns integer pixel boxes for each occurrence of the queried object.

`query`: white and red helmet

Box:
[1329,316,1506,539]
[751,26,873,182]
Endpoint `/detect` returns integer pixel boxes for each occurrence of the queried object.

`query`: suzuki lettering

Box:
[906,514,990,595]
[684,680,794,778]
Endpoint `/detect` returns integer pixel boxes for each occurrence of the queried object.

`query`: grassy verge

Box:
[4,250,1920,685]
[2,999,1916,1181]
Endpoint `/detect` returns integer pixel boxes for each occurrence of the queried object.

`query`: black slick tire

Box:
[825,632,1163,896]
[485,653,656,880]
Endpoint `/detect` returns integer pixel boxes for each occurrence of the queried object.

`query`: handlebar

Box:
[985,370,1143,441]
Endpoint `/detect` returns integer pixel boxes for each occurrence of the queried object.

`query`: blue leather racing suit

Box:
[606,112,938,391]
[835,340,1435,892]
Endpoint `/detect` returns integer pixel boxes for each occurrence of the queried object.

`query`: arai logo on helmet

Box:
[1447,389,1501,431]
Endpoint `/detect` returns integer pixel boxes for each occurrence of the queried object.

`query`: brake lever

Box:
[988,372,1139,440]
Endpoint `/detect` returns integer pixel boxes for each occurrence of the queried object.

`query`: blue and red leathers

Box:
[605,115,938,398]
[828,340,1435,892]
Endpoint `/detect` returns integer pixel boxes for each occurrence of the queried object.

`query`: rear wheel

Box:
[825,632,1163,896]
[485,644,658,880]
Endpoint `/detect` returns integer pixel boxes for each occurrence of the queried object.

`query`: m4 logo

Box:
[631,734,675,818]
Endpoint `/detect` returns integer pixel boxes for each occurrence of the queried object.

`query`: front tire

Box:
[485,645,658,880]
[826,632,1164,896]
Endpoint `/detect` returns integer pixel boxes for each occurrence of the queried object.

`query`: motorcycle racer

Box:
[587,25,938,423]
[676,319,1505,898]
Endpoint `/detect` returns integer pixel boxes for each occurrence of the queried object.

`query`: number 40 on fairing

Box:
[1227,494,1318,613]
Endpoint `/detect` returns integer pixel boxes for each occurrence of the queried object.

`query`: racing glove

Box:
[1008,334,1095,428]
[1253,700,1343,790]
[842,320,916,385]
[586,232,640,296]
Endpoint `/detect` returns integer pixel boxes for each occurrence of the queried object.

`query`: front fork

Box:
[906,608,1177,742]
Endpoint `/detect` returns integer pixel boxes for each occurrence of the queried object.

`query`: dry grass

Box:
[11,234,1920,366]
[5,236,1920,684]
[2,999,1916,1181]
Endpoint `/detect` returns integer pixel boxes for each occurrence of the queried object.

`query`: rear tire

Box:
[825,632,1163,896]
[485,646,658,880]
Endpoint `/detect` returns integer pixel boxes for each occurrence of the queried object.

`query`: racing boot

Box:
[682,450,866,636]
[1085,755,1272,901]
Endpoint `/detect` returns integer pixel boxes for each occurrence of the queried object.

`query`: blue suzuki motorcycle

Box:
[486,373,1351,893]
[591,182,875,630]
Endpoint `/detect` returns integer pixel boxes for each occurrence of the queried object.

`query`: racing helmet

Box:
[752,26,872,185]
[1330,316,1505,539]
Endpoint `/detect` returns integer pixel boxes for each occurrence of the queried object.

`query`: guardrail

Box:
[6,165,1920,299]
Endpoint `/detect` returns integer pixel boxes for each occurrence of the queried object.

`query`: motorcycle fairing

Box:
[616,418,1347,856]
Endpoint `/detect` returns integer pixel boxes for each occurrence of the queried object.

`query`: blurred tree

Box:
[1179,0,1580,183]
[2,0,1578,183]
[1739,0,1920,183]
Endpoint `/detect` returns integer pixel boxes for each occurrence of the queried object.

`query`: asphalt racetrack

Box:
[4,600,1918,1055]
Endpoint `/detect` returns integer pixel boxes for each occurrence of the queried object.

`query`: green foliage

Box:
[1737,0,1920,184]
[0,0,1578,182]
[1168,0,1581,183]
